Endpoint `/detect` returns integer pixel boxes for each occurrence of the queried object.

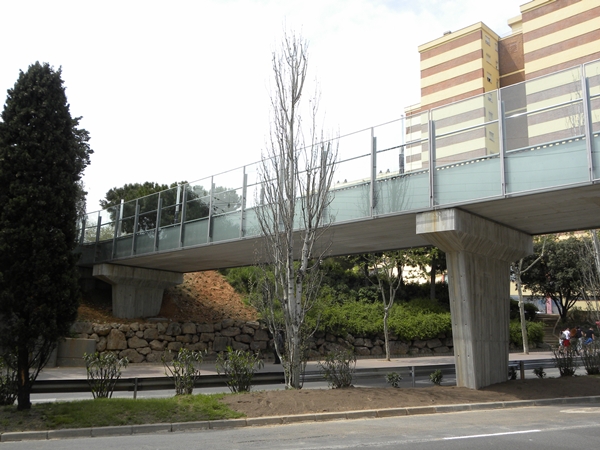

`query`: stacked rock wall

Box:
[71,320,453,362]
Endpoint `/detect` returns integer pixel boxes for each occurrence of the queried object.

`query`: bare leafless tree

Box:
[253,31,337,389]
[579,230,600,326]
[511,238,545,354]
[366,251,405,361]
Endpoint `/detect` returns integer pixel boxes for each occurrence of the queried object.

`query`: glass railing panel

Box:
[586,60,600,96]
[373,118,404,156]
[338,127,371,161]
[213,211,241,242]
[134,230,155,254]
[157,224,181,251]
[432,104,501,205]
[158,186,179,209]
[159,204,180,228]
[243,207,261,237]
[182,219,209,247]
[184,195,210,222]
[137,210,158,233]
[523,66,582,113]
[96,241,112,262]
[333,153,371,191]
[432,92,496,134]
[329,181,370,223]
[592,96,600,180]
[375,169,430,214]
[114,235,133,258]
[137,192,159,215]
[212,186,243,215]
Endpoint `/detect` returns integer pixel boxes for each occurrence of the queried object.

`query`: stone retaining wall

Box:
[70,320,453,363]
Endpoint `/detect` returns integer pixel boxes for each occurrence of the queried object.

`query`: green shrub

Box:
[0,354,17,406]
[215,347,264,393]
[84,352,129,399]
[313,299,452,341]
[162,348,204,395]
[581,341,600,375]
[318,349,356,389]
[533,367,546,379]
[385,372,402,388]
[429,369,443,385]
[509,320,544,347]
[552,345,579,377]
[509,299,539,321]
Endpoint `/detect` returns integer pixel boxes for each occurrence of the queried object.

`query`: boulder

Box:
[106,329,127,350]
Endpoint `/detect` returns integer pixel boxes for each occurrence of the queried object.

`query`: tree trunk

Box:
[16,346,31,411]
[383,307,390,361]
[429,255,436,300]
[516,262,530,354]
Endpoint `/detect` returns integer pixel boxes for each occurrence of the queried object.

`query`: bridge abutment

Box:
[416,209,532,389]
[92,264,183,319]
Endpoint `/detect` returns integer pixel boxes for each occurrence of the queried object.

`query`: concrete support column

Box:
[416,209,532,389]
[92,264,183,319]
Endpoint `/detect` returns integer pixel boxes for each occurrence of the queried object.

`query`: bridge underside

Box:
[96,183,599,273]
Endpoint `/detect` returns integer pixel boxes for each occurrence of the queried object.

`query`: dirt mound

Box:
[77,270,257,324]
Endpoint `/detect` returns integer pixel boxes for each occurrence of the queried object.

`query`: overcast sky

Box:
[1,0,527,212]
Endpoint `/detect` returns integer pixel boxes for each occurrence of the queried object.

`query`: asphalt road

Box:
[4,403,599,449]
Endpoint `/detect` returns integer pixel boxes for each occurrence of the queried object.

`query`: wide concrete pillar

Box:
[416,209,532,389]
[93,264,183,319]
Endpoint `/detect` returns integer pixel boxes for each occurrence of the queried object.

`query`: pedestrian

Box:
[561,327,571,347]
[584,327,595,345]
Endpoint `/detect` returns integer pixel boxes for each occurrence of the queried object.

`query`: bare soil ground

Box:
[78,270,257,324]
[78,272,599,418]
[221,377,600,418]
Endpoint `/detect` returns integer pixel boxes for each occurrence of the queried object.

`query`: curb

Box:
[2,395,600,442]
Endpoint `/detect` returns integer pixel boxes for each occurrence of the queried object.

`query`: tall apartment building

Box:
[405,0,600,172]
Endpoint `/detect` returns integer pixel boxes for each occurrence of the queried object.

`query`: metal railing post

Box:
[208,177,214,242]
[240,167,247,238]
[154,194,162,252]
[581,64,594,181]
[370,128,377,216]
[498,89,507,196]
[428,113,435,208]
[131,201,140,255]
[179,188,187,248]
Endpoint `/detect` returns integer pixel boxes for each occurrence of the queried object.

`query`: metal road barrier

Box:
[31,359,556,395]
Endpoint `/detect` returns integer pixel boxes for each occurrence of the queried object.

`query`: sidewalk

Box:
[37,351,555,380]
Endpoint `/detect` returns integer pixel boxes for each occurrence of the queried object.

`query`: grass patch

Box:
[0,394,243,433]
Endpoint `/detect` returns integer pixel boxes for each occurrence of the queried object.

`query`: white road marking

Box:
[444,429,541,440]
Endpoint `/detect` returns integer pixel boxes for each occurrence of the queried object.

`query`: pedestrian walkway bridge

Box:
[78,60,600,272]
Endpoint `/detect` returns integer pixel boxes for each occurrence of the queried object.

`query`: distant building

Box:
[405,0,600,172]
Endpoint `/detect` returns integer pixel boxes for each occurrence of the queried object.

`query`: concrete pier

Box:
[416,209,532,389]
[92,264,183,319]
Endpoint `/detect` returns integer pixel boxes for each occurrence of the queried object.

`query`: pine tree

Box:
[0,62,92,410]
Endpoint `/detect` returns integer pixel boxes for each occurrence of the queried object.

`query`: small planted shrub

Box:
[0,354,17,406]
[84,352,129,399]
[581,341,600,375]
[552,345,579,377]
[533,367,546,379]
[429,369,443,386]
[162,348,205,395]
[508,366,517,380]
[216,347,264,393]
[318,349,356,389]
[385,372,402,388]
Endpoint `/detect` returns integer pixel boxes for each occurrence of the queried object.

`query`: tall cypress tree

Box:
[0,62,92,410]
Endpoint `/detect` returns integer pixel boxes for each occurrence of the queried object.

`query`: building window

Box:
[489,130,495,142]
[495,42,498,52]
[485,35,491,46]
[486,53,491,63]
[488,111,494,122]
[487,93,493,102]
[486,72,492,83]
